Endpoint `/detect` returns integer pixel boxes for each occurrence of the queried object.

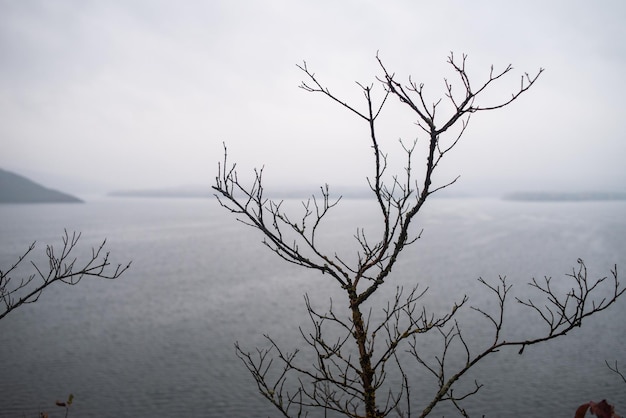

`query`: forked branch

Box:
[0,230,131,321]
[215,53,621,418]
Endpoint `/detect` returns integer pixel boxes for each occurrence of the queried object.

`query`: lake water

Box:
[0,196,624,417]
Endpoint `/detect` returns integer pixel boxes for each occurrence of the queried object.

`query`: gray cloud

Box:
[1,0,625,195]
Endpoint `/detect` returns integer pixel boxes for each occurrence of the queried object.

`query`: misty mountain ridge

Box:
[109,184,626,201]
[0,168,82,203]
[503,191,626,201]
[108,184,482,199]
[109,185,212,198]
[109,184,375,199]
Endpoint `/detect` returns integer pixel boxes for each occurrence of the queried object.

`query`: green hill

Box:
[0,168,82,203]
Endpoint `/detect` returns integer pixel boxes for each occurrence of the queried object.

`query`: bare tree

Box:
[213,53,624,417]
[0,230,130,321]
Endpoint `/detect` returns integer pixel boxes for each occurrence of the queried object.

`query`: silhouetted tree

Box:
[0,230,130,321]
[213,53,624,417]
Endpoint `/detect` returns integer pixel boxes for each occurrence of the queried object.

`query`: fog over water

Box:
[1,1,625,197]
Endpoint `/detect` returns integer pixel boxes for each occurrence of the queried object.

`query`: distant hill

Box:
[109,185,473,200]
[109,186,212,198]
[0,168,82,203]
[108,185,374,199]
[502,191,626,202]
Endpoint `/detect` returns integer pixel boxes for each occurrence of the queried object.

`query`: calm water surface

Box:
[0,197,624,417]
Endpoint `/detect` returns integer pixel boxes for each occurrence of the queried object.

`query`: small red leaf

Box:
[576,403,590,418]
[589,400,616,418]
[576,400,619,418]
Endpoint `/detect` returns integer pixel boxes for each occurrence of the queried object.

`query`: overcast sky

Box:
[1,0,625,196]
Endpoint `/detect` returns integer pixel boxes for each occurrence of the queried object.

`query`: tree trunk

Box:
[350,290,380,418]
